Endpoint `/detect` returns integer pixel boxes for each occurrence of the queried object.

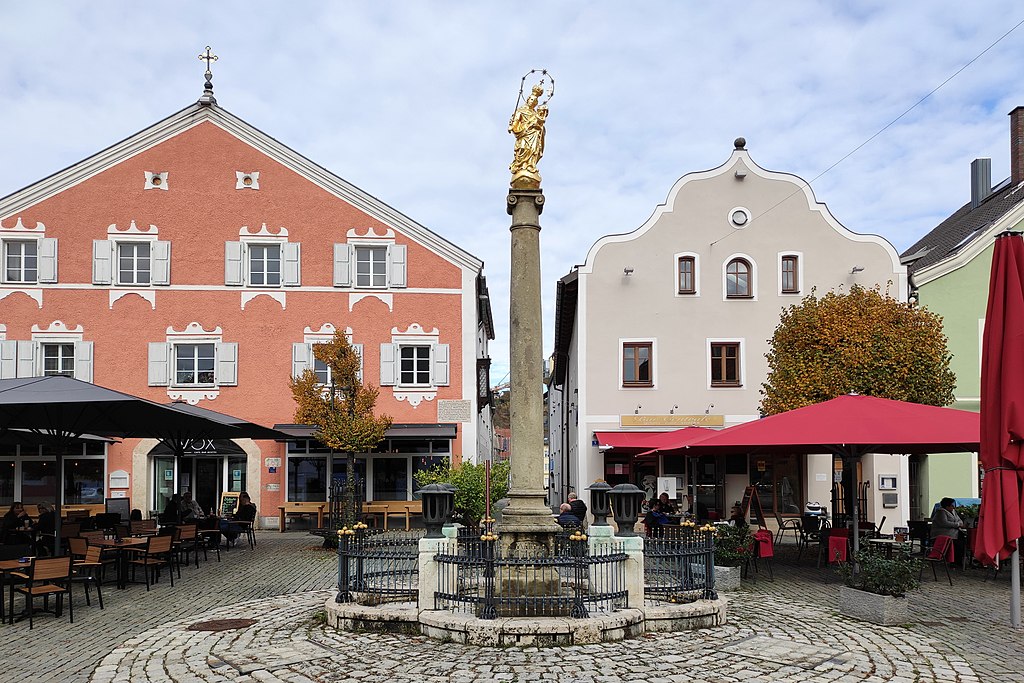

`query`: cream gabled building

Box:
[549,138,907,526]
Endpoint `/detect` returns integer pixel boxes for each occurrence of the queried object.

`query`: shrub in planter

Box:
[836,550,921,597]
[836,549,922,625]
[713,524,754,568]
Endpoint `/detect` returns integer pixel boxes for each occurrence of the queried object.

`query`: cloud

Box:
[2,1,1023,383]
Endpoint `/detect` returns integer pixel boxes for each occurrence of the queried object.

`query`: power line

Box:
[712,16,1024,245]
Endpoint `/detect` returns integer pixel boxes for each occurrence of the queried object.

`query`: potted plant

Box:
[836,549,921,625]
[712,524,753,591]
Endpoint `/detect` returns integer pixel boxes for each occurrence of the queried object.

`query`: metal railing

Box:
[329,477,367,529]
[336,527,424,604]
[644,528,717,604]
[434,537,628,619]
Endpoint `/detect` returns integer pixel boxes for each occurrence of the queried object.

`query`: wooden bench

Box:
[362,500,422,531]
[277,502,326,532]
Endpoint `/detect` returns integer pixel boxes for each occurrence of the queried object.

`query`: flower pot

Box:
[714,564,742,592]
[838,585,909,626]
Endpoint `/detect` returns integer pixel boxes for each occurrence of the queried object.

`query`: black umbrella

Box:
[0,376,273,554]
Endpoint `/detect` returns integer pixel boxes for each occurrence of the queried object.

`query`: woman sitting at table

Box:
[930,497,963,541]
[220,492,257,547]
[2,501,34,545]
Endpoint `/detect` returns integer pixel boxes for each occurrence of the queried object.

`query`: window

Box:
[355,246,388,288]
[117,242,151,285]
[726,258,752,298]
[42,343,75,376]
[5,240,37,283]
[334,243,406,288]
[400,346,431,386]
[678,256,695,294]
[781,255,799,294]
[174,343,216,386]
[248,244,281,286]
[711,342,741,387]
[622,342,653,387]
[313,355,331,385]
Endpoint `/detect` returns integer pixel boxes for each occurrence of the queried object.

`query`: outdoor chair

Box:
[72,545,105,610]
[128,534,174,591]
[68,536,88,561]
[197,528,222,563]
[130,519,158,536]
[773,511,801,547]
[907,520,931,553]
[920,535,954,586]
[745,529,774,580]
[0,544,33,623]
[59,523,81,553]
[9,556,73,629]
[236,520,257,549]
[173,524,201,570]
[874,516,887,538]
[818,528,850,569]
[797,515,826,560]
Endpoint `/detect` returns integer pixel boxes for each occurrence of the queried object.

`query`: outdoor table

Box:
[0,558,31,623]
[92,537,148,589]
[864,537,911,558]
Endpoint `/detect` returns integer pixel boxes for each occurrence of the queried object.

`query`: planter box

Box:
[714,564,742,592]
[838,585,909,626]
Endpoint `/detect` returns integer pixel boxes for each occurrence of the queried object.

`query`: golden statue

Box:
[509,82,550,189]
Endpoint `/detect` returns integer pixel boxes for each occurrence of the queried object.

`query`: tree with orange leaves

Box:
[760,285,955,415]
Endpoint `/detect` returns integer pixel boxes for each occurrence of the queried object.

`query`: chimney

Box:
[1012,106,1024,186]
[971,158,992,209]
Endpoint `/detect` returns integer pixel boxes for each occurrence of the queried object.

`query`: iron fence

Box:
[434,538,628,619]
[336,528,424,604]
[644,528,717,604]
[329,477,367,529]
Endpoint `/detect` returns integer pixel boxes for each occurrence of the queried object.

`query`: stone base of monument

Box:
[325,597,727,646]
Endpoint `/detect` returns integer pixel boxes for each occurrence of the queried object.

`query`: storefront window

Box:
[228,456,246,493]
[0,460,14,506]
[21,460,57,504]
[748,454,802,515]
[373,457,408,501]
[288,456,327,502]
[331,458,367,502]
[154,456,175,514]
[412,455,448,498]
[64,459,104,505]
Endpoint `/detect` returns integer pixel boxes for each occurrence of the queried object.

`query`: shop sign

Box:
[620,414,725,427]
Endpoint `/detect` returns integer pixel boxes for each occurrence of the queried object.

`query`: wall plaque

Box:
[437,399,472,423]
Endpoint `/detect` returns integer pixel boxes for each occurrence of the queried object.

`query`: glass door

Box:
[194,457,221,516]
[372,457,408,501]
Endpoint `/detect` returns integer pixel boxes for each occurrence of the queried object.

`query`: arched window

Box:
[726,258,752,298]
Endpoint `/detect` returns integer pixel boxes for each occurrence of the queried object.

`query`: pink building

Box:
[0,84,494,527]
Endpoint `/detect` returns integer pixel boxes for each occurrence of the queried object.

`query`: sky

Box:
[2,2,1024,386]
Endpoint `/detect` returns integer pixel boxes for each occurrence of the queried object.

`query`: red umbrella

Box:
[654,394,980,555]
[977,231,1024,626]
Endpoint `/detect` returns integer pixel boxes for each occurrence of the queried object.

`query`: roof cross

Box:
[198,46,218,75]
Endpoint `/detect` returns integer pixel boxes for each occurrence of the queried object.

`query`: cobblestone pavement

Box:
[2,533,1023,682]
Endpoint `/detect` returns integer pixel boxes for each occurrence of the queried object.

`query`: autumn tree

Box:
[290,331,392,524]
[760,285,956,415]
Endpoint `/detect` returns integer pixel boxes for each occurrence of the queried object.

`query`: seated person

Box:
[930,497,963,541]
[658,492,678,515]
[180,491,206,523]
[567,492,588,527]
[35,501,56,555]
[644,502,670,536]
[2,501,34,545]
[555,503,581,528]
[729,503,748,528]
[220,492,257,546]
[160,494,183,525]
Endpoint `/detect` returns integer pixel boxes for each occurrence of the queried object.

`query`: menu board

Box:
[219,491,240,518]
[739,486,767,528]
[105,497,131,521]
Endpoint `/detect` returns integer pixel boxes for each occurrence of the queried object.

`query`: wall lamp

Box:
[634,404,642,414]
[850,266,864,274]
[669,404,679,414]
[623,267,634,276]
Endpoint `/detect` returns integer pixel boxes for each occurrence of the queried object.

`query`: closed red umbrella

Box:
[977,231,1024,626]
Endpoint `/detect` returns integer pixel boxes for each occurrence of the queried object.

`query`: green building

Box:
[901,107,1024,519]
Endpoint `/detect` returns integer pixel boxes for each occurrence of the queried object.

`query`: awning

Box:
[150,438,246,456]
[273,423,458,441]
[595,428,718,452]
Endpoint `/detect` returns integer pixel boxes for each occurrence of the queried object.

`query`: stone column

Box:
[418,526,458,613]
[619,535,646,609]
[498,187,561,554]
